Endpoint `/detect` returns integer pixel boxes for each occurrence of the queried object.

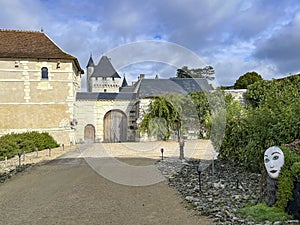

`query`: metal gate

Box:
[103,110,127,142]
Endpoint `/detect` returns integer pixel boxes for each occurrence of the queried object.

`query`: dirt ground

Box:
[0,142,214,225]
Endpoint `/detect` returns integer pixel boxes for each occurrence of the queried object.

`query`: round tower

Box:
[86,54,94,92]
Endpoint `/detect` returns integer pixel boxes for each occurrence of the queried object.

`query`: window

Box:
[41,67,48,79]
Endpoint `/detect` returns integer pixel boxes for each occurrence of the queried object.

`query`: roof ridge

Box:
[0,29,41,33]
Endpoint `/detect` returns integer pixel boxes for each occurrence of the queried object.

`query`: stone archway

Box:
[103,110,127,142]
[84,124,95,142]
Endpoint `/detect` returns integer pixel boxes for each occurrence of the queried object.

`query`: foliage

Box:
[244,80,274,108]
[220,74,300,213]
[188,90,226,149]
[139,96,181,140]
[234,71,263,89]
[291,162,300,180]
[276,147,300,209]
[220,75,300,172]
[0,132,59,160]
[176,65,215,80]
[218,93,248,163]
[188,91,211,138]
[239,203,292,223]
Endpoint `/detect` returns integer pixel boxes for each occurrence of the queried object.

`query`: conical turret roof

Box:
[91,56,120,78]
[121,75,128,87]
[86,54,94,68]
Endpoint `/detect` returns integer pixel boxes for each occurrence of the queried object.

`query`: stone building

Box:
[75,55,212,143]
[0,29,83,145]
[0,29,212,144]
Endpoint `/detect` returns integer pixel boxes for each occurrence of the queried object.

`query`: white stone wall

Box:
[75,99,138,143]
[90,77,121,93]
[224,89,247,104]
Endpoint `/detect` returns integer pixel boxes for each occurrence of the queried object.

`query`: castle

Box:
[0,29,211,145]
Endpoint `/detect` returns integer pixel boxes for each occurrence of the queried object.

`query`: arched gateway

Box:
[103,110,127,142]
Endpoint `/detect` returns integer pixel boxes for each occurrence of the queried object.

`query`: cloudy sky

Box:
[1,0,300,87]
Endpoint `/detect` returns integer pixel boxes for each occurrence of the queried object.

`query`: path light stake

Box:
[17,152,22,167]
[160,148,164,160]
[197,162,203,194]
[48,147,51,157]
[35,147,38,157]
[212,152,219,184]
[179,136,184,160]
[62,144,64,151]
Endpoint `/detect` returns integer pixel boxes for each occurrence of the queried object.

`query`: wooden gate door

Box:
[84,124,95,142]
[104,110,127,142]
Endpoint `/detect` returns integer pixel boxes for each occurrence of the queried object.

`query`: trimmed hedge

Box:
[0,132,59,160]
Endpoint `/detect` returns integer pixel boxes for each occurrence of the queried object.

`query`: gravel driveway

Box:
[0,143,213,225]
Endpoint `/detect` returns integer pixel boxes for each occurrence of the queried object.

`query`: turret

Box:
[121,75,128,87]
[86,54,94,92]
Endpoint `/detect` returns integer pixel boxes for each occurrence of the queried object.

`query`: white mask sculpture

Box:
[264,146,284,179]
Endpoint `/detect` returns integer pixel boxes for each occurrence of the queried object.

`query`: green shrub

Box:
[0,132,59,160]
[276,147,300,209]
[220,75,300,172]
[220,75,300,214]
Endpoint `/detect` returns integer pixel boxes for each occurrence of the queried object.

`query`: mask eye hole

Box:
[273,155,279,160]
[265,158,270,163]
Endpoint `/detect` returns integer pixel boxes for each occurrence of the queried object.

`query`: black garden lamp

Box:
[197,162,203,193]
[160,148,164,160]
[17,152,22,167]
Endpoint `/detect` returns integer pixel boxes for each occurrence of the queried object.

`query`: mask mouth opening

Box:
[270,170,277,173]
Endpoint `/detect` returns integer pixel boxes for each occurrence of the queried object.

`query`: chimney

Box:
[139,74,145,79]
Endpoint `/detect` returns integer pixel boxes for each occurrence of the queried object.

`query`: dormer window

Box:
[41,67,48,79]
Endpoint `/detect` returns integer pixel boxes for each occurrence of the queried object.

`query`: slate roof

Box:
[119,86,136,93]
[121,76,128,87]
[91,56,121,78]
[76,92,137,100]
[137,78,211,98]
[0,29,83,73]
[86,55,94,68]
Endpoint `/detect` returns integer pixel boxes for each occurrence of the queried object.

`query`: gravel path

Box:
[0,142,214,225]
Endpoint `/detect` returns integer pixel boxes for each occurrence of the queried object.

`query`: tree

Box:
[188,91,210,138]
[139,96,180,140]
[176,66,215,80]
[233,71,263,89]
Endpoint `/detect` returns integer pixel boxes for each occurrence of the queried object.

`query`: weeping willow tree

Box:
[139,96,181,141]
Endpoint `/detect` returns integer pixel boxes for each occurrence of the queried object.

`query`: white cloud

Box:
[0,0,300,86]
